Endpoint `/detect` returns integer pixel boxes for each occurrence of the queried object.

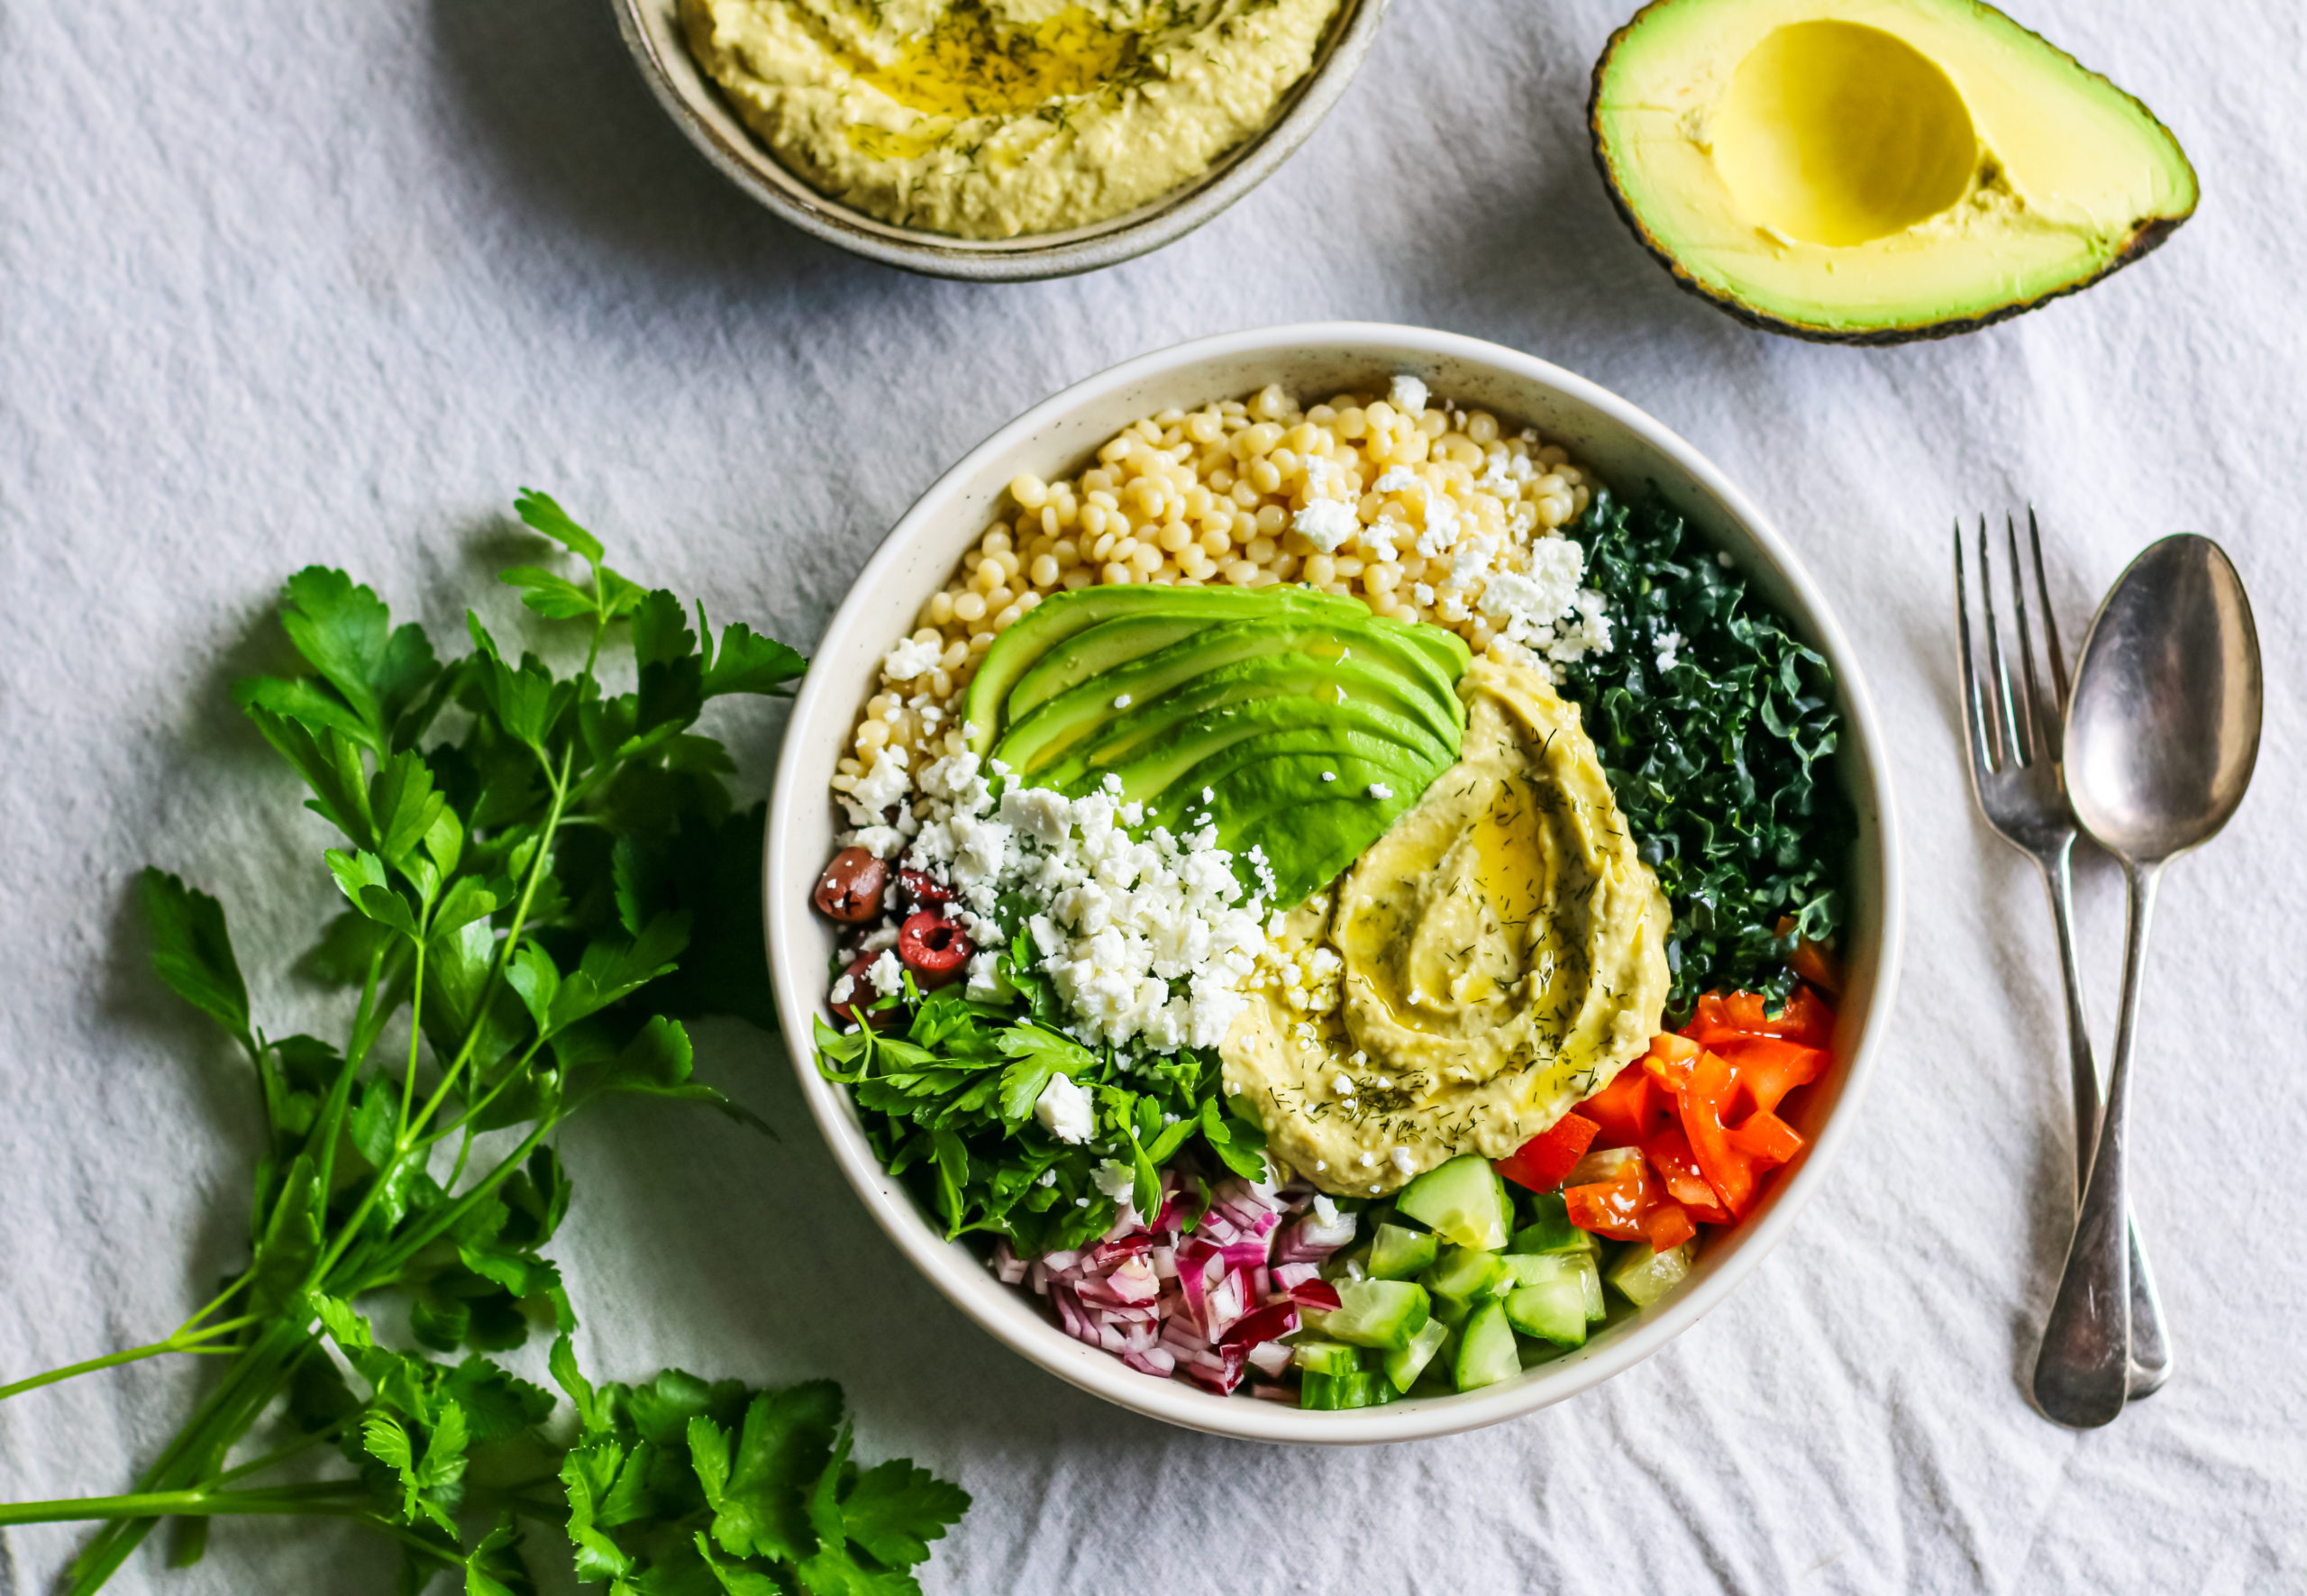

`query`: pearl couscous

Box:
[834,380,1599,816]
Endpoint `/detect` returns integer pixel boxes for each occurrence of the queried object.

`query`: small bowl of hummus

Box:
[612,0,1386,278]
[765,323,1904,1441]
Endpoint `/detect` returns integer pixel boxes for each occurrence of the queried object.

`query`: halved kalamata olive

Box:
[898,865,953,910]
[897,911,971,988]
[831,952,900,1031]
[812,847,888,923]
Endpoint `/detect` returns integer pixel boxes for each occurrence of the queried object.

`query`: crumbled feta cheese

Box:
[882,635,942,681]
[1090,1159,1136,1201]
[1320,771,1336,783]
[1034,1072,1096,1144]
[964,949,1008,1001]
[1367,782,1393,800]
[828,974,854,1005]
[1390,1146,1416,1173]
[1358,1150,1377,1168]
[1655,630,1683,672]
[1412,582,1435,606]
[865,950,904,997]
[1292,497,1360,552]
[1331,1072,1354,1097]
[1114,693,1132,709]
[1388,373,1428,415]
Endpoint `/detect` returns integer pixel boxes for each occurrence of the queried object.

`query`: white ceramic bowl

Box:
[764,324,1904,1443]
[612,0,1390,281]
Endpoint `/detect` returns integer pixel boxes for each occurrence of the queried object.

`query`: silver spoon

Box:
[2032,535,2262,1427]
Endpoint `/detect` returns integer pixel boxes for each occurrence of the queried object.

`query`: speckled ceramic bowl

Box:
[764,324,1905,1442]
[612,0,1388,281]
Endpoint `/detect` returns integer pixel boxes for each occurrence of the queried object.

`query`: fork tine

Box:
[1954,518,1998,777]
[2005,511,2055,763]
[1977,514,2030,765]
[2026,506,2072,713]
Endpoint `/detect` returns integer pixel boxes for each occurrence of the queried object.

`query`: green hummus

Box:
[1221,651,1673,1195]
[679,0,1345,240]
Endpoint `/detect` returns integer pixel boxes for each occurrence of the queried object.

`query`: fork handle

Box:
[2040,846,2172,1398]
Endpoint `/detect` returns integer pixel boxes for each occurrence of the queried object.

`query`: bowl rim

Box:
[609,0,1391,282]
[762,322,1906,1443]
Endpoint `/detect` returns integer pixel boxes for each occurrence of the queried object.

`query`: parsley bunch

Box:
[818,947,1272,1257]
[0,494,968,1594]
[1557,491,1856,1015]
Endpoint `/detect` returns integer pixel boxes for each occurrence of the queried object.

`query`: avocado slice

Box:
[1589,0,2198,343]
[1044,698,1445,806]
[963,584,1369,754]
[989,622,1463,778]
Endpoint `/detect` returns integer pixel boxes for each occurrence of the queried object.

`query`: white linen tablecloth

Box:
[3,1,2301,1591]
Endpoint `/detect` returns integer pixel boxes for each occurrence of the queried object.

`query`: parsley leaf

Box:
[5,496,968,1596]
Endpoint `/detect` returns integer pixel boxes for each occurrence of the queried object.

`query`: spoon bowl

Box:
[2033,533,2262,1427]
[2065,535,2263,862]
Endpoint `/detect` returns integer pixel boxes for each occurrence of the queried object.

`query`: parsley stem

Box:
[0,1318,260,1402]
[397,937,429,1135]
[0,1481,372,1527]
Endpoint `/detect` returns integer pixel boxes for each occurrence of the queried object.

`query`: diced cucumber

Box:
[1321,1279,1432,1351]
[1504,1277,1588,1347]
[1396,1154,1511,1250]
[1290,1339,1362,1377]
[1504,1250,1605,1310]
[1452,1300,1521,1391]
[1369,1222,1441,1281]
[1606,1238,1698,1308]
[1510,1192,1597,1256]
[1428,1291,1471,1327]
[1423,1245,1511,1304]
[1381,1319,1451,1394]
[1301,1371,1392,1410]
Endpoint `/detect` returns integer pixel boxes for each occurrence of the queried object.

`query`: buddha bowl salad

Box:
[811,378,1852,1407]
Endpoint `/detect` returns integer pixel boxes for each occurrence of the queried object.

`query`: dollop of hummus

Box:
[1221,651,1673,1195]
[680,0,1345,240]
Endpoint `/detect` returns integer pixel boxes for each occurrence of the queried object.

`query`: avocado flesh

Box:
[1590,0,2199,342]
[990,623,1463,778]
[963,585,1372,755]
[1189,758,1442,908]
[1041,698,1443,805]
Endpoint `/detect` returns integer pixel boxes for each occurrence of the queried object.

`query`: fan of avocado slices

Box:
[963,585,1473,909]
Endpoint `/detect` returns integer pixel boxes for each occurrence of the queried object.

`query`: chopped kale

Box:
[1556,490,1856,1017]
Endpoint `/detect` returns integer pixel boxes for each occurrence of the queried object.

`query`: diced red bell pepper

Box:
[1581,1062,1676,1150]
[1641,1126,1733,1225]
[1564,1151,1696,1252]
[1711,1035,1828,1118]
[1676,1048,1761,1218]
[1564,1155,1654,1242]
[1719,988,1835,1048]
[1498,1111,1600,1192]
[1727,1109,1803,1169]
[1641,1200,1698,1253]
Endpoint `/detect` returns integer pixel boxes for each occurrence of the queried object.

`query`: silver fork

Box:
[1955,510,2171,1400]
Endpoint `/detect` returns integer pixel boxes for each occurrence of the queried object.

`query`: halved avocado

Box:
[1589,0,2199,343]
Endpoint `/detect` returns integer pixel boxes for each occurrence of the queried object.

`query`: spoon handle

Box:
[2041,845,2172,1397]
[2033,857,2162,1427]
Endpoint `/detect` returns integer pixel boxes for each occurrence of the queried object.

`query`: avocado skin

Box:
[1585,0,2199,345]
